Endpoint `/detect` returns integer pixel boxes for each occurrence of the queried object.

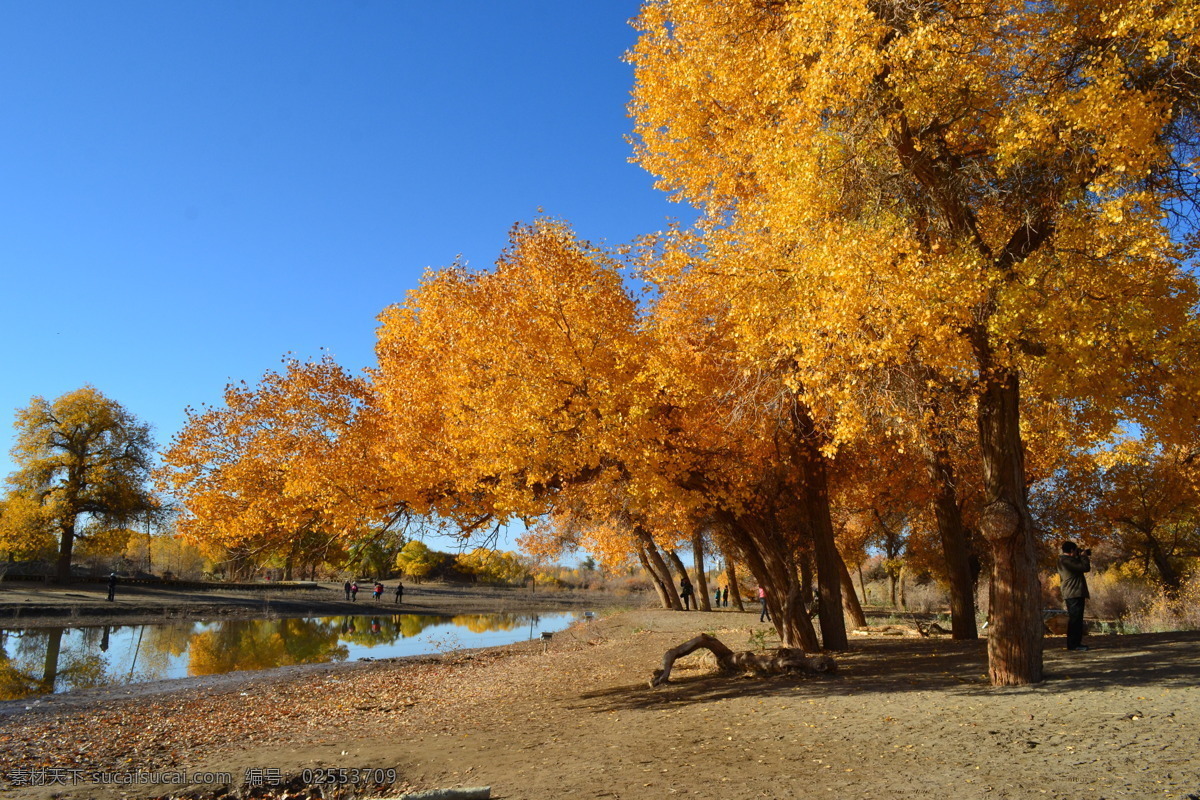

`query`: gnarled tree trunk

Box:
[977,364,1043,685]
[649,633,836,687]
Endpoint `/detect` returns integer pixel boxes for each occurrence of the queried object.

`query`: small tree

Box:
[4,387,156,581]
[394,540,442,582]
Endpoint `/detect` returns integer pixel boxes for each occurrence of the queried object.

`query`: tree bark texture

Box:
[976,365,1044,685]
[691,532,712,611]
[649,633,836,687]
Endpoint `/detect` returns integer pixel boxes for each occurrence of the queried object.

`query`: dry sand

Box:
[1,591,1198,800]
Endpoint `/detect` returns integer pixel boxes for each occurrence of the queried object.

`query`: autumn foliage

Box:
[150,0,1200,687]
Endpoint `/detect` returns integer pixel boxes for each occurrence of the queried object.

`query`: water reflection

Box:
[0,612,575,700]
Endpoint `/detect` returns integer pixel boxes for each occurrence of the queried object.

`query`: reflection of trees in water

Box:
[188,618,349,676]
[0,612,561,698]
[0,628,111,700]
[451,614,525,634]
[385,614,451,639]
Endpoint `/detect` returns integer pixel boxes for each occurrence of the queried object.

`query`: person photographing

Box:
[1058,541,1091,651]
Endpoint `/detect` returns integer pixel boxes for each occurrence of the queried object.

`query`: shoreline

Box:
[0,580,630,630]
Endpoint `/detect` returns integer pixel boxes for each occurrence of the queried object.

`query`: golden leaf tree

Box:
[4,386,157,581]
[628,0,1200,684]
[157,358,394,579]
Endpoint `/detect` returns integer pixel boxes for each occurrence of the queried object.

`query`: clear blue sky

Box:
[0,2,686,549]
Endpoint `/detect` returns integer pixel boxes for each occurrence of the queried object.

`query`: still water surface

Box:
[0,612,577,700]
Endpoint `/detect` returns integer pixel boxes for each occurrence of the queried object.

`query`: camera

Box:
[1081,548,1092,557]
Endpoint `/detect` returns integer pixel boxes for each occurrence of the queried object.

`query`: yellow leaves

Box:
[157,358,386,559]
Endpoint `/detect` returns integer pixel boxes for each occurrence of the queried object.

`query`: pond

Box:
[0,611,579,700]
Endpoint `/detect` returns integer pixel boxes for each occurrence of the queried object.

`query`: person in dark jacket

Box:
[107,572,117,602]
[679,576,694,610]
[1058,541,1091,651]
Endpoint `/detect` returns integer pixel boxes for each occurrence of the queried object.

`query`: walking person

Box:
[715,586,722,607]
[722,586,729,607]
[679,576,694,610]
[343,580,352,601]
[350,581,359,602]
[107,572,117,602]
[373,582,383,602]
[1059,541,1092,651]
[394,580,404,605]
[758,586,771,622]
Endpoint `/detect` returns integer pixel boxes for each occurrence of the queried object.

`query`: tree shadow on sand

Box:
[572,630,1200,713]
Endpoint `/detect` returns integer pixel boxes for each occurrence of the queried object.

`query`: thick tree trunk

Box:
[837,549,868,629]
[976,365,1044,685]
[636,528,682,610]
[799,550,814,609]
[55,521,76,583]
[648,633,837,687]
[724,555,745,611]
[791,404,849,650]
[723,513,821,651]
[924,428,979,638]
[691,532,712,611]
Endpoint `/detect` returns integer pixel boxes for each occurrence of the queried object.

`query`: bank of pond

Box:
[0,611,580,700]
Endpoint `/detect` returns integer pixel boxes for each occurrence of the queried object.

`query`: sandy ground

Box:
[1,594,1199,800]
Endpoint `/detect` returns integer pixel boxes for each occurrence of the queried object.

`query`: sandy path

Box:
[2,609,1198,800]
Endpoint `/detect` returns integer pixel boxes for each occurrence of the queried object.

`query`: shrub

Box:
[1086,569,1155,622]
[1124,574,1200,633]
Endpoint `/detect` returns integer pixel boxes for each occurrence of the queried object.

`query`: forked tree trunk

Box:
[691,532,712,611]
[976,365,1043,686]
[724,555,745,611]
[924,424,979,639]
[836,549,868,629]
[722,513,821,651]
[649,633,836,687]
[636,547,673,609]
[635,528,682,610]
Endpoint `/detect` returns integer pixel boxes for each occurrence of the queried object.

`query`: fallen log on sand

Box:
[650,633,837,687]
